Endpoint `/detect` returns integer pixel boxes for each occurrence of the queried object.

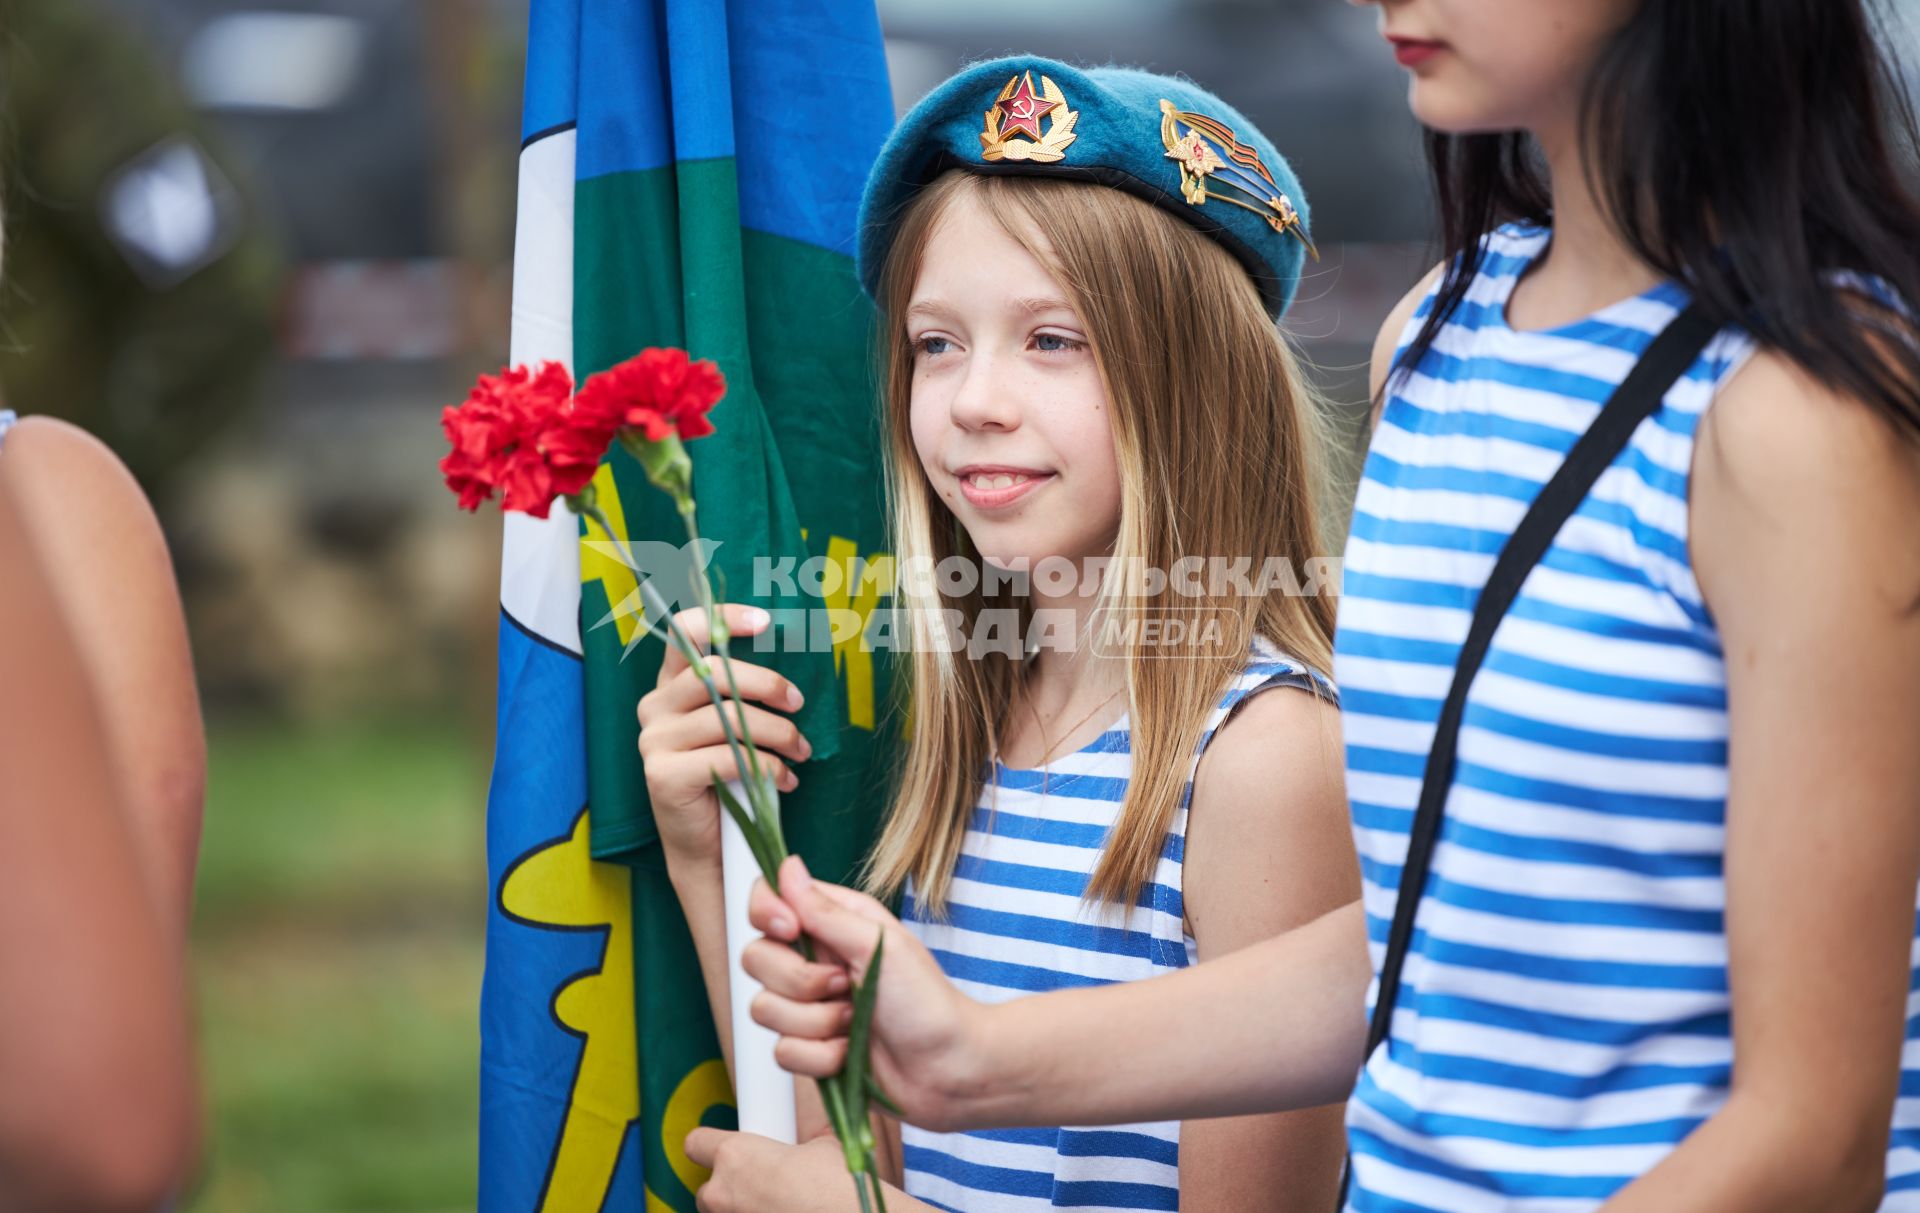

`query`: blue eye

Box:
[916,335,952,357]
[1033,332,1082,353]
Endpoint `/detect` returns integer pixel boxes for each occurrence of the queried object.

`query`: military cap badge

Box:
[979,71,1079,163]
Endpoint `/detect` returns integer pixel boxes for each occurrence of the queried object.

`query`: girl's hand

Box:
[636,604,812,869]
[743,856,986,1132]
[684,1128,847,1213]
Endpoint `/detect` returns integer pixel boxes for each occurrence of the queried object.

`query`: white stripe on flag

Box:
[502,127,583,655]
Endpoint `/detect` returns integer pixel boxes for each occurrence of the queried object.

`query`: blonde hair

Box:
[862,171,1337,916]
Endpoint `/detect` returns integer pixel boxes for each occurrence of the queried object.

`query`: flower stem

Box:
[573,489,882,1205]
[672,497,782,844]
[576,502,764,813]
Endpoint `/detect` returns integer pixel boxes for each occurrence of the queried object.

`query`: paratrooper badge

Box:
[1159,99,1318,261]
[980,71,1078,163]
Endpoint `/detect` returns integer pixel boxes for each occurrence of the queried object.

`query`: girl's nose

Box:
[948,358,1020,432]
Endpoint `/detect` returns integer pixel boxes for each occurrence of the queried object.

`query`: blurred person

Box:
[0,407,206,929]
[0,453,198,1211]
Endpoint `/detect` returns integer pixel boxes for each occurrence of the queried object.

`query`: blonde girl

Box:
[639,57,1359,1212]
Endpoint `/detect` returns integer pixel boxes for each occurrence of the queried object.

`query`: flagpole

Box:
[721,779,797,1143]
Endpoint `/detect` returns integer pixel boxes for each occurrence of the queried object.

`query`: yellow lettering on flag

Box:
[820,536,893,732]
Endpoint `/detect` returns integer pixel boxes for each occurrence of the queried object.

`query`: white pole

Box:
[720,779,796,1142]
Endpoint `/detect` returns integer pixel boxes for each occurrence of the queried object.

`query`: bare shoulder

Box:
[1193,682,1345,813]
[1704,349,1915,483]
[1700,348,1920,522]
[4,416,203,917]
[0,414,194,701]
[4,414,152,510]
[1369,261,1446,422]
[1,415,175,573]
[1695,348,1920,614]
[1183,679,1355,952]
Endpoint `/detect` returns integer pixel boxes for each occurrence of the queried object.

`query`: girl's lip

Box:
[955,470,1054,511]
[1387,37,1446,68]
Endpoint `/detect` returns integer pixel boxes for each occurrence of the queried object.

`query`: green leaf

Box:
[816,1074,853,1150]
[864,1072,905,1119]
[758,773,790,856]
[843,928,885,1124]
[709,776,757,849]
[712,777,780,884]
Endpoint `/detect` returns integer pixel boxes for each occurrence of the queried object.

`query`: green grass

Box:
[185,714,490,1213]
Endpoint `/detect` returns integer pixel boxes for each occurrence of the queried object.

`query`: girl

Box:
[637,58,1358,1212]
[745,2,1920,1210]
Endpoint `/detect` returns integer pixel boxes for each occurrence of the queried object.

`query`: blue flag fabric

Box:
[479,3,895,1209]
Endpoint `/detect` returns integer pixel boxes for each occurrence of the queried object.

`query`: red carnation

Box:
[574,347,724,443]
[539,402,620,495]
[439,360,610,519]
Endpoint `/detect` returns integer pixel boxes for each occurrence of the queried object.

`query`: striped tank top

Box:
[899,632,1327,1212]
[1336,223,1920,1209]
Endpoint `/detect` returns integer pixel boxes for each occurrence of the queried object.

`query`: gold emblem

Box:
[980,72,1078,163]
[1159,99,1317,261]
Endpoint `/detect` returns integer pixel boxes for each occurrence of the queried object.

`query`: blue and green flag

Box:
[480,2,898,1208]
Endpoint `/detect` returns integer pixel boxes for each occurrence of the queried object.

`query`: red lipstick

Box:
[1387,36,1446,68]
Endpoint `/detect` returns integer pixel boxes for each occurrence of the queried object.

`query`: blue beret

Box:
[858,56,1316,319]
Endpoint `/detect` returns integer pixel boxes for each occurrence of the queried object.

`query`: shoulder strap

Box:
[1335,301,1718,1208]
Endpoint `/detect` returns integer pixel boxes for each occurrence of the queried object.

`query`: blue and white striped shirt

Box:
[1337,223,1920,1209]
[900,633,1325,1212]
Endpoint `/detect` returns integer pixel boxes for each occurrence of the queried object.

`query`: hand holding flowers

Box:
[745,856,991,1135]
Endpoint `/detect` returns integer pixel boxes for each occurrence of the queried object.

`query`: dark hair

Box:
[1396,0,1920,439]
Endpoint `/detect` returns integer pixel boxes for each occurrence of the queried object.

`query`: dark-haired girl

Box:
[742,1,1920,1208]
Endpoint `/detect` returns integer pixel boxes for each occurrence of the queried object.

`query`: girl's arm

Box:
[1599,351,1920,1212]
[0,416,205,930]
[1177,684,1357,1210]
[743,859,1371,1131]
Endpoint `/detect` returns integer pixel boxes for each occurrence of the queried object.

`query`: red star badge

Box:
[999,72,1056,142]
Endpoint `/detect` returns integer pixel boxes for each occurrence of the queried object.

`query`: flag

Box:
[478,2,898,1210]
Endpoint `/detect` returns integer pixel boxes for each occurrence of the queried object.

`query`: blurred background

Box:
[0,0,1540,1207]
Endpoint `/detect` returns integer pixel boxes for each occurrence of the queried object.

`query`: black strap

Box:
[1335,302,1718,1208]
